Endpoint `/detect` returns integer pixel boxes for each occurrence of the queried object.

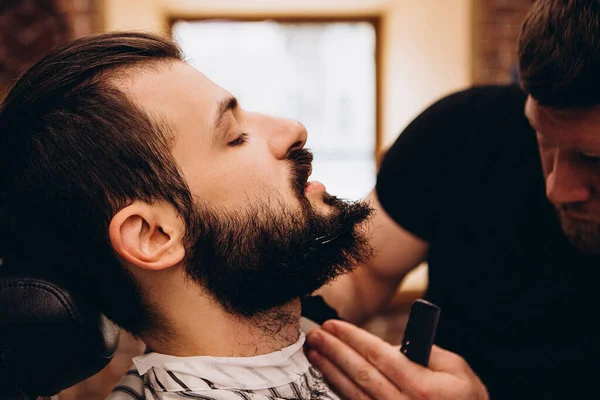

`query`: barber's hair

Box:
[0,32,196,336]
[518,0,600,107]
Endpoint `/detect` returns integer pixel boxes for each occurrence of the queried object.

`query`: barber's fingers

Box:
[318,320,401,360]
[316,320,426,387]
[322,319,473,379]
[310,320,490,400]
[306,327,407,400]
[428,345,472,374]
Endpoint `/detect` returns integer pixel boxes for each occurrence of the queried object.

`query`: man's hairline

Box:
[105,59,180,147]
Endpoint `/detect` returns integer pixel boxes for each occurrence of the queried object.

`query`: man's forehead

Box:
[116,61,228,124]
[526,96,600,148]
[526,97,600,127]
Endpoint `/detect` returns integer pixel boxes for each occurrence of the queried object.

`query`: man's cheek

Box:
[538,148,554,175]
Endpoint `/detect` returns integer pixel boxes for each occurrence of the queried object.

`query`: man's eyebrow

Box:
[212,96,238,145]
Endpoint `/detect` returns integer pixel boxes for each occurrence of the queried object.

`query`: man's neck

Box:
[142,297,302,358]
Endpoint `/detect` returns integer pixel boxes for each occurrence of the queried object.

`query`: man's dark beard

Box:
[557,206,600,256]
[184,150,373,318]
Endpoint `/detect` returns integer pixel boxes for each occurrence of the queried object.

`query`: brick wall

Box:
[62,0,101,38]
[0,0,100,99]
[473,0,535,84]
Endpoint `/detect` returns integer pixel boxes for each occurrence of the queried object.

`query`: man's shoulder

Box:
[441,84,526,106]
[434,84,531,146]
[402,84,528,140]
[375,84,535,244]
[428,84,527,121]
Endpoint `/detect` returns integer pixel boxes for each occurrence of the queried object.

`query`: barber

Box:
[308,0,600,398]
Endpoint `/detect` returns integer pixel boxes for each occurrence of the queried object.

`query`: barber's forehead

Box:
[526,97,600,126]
[526,96,600,147]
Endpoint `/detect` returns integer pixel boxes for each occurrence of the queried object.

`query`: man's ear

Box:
[109,201,186,271]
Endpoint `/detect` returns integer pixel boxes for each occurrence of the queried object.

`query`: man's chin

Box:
[308,199,335,216]
[304,190,336,215]
[560,215,600,256]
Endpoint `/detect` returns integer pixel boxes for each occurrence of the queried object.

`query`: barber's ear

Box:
[109,201,185,271]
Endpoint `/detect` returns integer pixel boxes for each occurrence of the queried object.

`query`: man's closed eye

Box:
[228,132,249,147]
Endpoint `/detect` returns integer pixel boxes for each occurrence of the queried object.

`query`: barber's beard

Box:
[184,150,373,318]
[557,207,600,256]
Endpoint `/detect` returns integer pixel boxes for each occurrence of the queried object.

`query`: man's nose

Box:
[546,152,591,205]
[268,118,308,160]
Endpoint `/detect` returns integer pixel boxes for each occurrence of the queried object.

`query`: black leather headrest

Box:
[0,276,120,398]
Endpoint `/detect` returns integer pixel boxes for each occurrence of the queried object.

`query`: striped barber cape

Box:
[107,318,339,400]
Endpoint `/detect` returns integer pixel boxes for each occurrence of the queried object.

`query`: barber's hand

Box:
[306,320,489,400]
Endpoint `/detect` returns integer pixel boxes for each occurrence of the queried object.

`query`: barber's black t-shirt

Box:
[376,85,600,399]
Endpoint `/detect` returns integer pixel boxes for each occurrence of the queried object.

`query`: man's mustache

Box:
[288,149,313,198]
[559,203,600,223]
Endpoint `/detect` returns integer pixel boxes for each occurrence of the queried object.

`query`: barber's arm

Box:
[317,189,429,324]
[306,320,489,400]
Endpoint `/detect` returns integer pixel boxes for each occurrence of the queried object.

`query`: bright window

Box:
[173,20,376,200]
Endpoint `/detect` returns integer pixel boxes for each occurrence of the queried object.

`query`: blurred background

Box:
[0,0,533,398]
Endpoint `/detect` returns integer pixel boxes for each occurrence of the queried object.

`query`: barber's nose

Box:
[269,118,308,160]
[546,152,591,205]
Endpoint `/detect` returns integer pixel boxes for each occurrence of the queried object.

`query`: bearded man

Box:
[0,32,373,399]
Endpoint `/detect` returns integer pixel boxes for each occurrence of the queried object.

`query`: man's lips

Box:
[561,210,600,223]
[305,181,326,192]
[304,164,326,192]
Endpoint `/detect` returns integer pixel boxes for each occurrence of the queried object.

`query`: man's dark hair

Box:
[0,32,196,336]
[518,0,600,107]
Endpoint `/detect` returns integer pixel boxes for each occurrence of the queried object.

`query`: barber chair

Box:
[0,275,120,400]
